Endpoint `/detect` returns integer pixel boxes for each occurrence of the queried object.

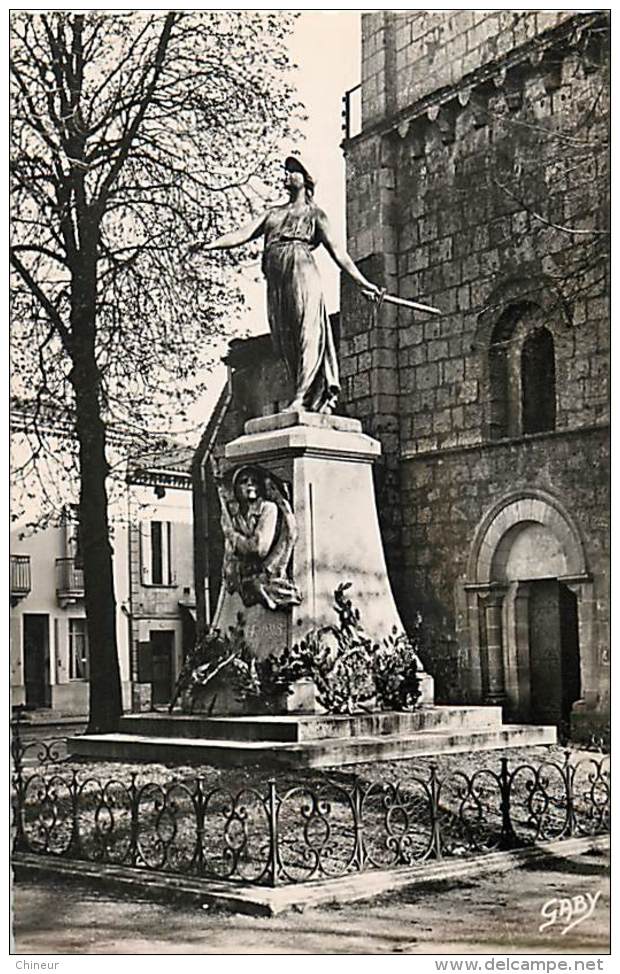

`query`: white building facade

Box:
[10,432,195,717]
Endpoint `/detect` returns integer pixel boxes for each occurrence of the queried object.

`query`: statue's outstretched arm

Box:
[192,211,267,253]
[315,209,381,298]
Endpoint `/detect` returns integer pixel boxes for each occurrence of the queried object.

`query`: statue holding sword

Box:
[191,155,441,415]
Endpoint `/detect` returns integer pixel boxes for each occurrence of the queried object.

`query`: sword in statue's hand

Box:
[362,286,442,316]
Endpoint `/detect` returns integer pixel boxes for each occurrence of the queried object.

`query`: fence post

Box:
[563,751,577,838]
[128,772,139,867]
[428,764,442,859]
[266,778,279,887]
[352,777,365,872]
[67,769,82,857]
[193,777,206,877]
[11,707,25,778]
[11,710,26,851]
[499,757,517,849]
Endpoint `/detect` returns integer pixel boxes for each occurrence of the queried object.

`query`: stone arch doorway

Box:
[462,490,591,730]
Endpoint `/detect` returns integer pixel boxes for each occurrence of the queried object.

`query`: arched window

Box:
[488,305,522,439]
[521,327,556,434]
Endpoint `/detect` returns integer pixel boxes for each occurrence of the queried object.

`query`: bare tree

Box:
[10,10,301,731]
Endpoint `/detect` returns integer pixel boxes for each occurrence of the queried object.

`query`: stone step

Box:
[118,705,503,743]
[68,723,556,769]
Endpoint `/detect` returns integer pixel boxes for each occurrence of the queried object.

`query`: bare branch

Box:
[10,250,72,348]
[11,243,68,265]
[492,178,609,237]
[94,12,178,209]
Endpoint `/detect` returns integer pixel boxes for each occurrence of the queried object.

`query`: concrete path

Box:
[12,847,609,955]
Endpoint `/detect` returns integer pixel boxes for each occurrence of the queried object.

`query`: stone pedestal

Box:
[70,705,557,768]
[211,411,434,706]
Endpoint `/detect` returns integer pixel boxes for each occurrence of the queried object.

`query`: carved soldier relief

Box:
[213,461,301,611]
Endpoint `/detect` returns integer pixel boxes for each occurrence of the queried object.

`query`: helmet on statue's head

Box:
[284,155,316,197]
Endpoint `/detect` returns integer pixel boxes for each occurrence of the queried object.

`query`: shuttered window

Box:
[140,520,175,586]
[69,618,89,680]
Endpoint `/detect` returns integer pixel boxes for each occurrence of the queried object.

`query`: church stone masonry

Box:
[340,11,609,739]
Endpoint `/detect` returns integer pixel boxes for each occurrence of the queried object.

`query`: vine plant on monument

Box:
[173,584,423,717]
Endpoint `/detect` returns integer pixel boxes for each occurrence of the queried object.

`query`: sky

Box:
[187,11,361,434]
[284,10,361,311]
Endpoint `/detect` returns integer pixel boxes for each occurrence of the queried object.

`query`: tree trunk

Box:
[70,237,123,733]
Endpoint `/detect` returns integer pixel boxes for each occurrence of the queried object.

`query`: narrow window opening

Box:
[69,618,89,680]
[521,327,556,434]
[488,306,522,439]
[151,521,163,584]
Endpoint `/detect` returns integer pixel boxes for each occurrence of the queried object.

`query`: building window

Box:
[488,306,521,440]
[487,303,555,440]
[140,520,175,585]
[521,327,556,434]
[69,618,89,680]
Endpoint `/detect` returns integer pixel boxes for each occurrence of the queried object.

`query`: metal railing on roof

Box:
[342,84,362,141]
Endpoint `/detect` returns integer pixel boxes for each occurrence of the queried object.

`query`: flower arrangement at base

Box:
[168,616,249,714]
[174,583,424,716]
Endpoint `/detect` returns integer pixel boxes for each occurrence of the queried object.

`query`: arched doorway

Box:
[463,491,591,731]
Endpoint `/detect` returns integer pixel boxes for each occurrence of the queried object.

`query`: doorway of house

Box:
[528,580,581,730]
[23,614,51,708]
[150,630,175,706]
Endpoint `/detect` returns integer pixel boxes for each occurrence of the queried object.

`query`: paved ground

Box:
[12,846,609,955]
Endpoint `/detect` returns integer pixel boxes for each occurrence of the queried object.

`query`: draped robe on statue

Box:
[261,204,339,413]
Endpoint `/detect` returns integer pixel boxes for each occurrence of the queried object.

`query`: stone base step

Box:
[68,724,556,769]
[118,705,503,743]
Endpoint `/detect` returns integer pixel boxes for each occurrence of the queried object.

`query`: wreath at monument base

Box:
[172,583,423,717]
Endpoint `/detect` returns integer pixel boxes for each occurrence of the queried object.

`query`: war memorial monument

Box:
[71,156,555,767]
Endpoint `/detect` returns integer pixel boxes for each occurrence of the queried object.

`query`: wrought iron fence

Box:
[11,717,609,888]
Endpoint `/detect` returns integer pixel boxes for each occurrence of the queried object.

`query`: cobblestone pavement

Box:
[12,847,609,955]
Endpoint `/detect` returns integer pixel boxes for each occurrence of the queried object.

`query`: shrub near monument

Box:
[175,584,422,716]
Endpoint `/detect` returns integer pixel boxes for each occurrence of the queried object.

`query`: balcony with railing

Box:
[56,557,84,605]
[10,555,31,605]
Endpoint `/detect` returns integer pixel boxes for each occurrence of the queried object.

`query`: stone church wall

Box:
[342,10,609,732]
[361,11,577,123]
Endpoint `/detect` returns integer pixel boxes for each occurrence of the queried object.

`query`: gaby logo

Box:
[539,891,602,935]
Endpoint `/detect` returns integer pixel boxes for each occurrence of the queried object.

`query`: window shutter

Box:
[140,521,152,585]
[168,522,176,585]
[161,521,169,586]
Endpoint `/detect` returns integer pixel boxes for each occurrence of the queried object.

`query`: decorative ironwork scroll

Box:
[11,718,610,889]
